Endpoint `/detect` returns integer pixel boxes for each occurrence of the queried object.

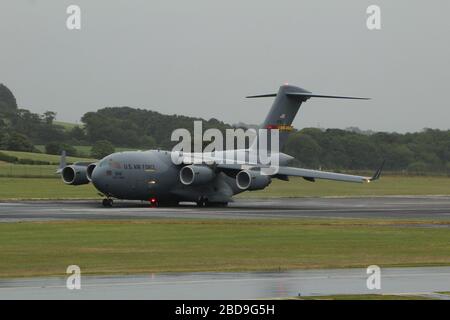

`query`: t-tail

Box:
[248,84,369,151]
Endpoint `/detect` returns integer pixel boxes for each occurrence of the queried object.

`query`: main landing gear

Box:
[197,196,208,207]
[196,196,228,207]
[102,198,113,207]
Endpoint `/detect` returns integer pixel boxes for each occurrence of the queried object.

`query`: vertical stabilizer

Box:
[248,85,310,151]
[56,150,67,174]
[247,84,369,151]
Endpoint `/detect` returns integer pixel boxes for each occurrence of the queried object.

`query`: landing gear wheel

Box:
[102,198,113,207]
[149,201,158,208]
[149,197,159,207]
[196,196,208,207]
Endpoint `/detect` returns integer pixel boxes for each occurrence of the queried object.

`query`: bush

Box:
[0,151,18,163]
[4,133,35,152]
[16,158,51,165]
[91,140,115,159]
[45,142,61,155]
[407,161,428,175]
[45,142,77,156]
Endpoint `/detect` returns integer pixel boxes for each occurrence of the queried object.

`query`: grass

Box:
[53,121,80,131]
[35,145,94,158]
[74,146,136,156]
[0,149,95,163]
[1,219,450,277]
[35,145,135,158]
[238,176,450,198]
[0,176,449,200]
[0,177,99,199]
[33,145,47,153]
[0,164,58,178]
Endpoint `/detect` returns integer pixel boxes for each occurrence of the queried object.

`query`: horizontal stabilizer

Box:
[286,92,370,100]
[246,92,370,100]
[246,93,277,98]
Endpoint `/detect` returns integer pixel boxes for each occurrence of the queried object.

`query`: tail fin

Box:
[56,150,66,174]
[248,84,369,150]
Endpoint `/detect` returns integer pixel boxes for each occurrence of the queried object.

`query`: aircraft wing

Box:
[274,166,381,183]
[216,161,384,183]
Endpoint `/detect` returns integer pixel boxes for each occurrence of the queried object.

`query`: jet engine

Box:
[236,170,271,191]
[62,165,90,185]
[86,163,97,182]
[180,165,215,186]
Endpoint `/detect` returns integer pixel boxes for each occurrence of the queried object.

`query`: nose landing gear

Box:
[196,196,228,207]
[102,198,113,207]
[149,197,158,207]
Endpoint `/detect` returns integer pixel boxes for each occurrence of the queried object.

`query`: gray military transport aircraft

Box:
[58,84,384,207]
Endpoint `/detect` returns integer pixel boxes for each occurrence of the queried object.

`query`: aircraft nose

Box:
[91,165,106,192]
[91,165,100,181]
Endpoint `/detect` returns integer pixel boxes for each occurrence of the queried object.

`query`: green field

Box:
[0,178,98,199]
[0,176,449,200]
[0,164,57,178]
[53,121,80,131]
[0,149,96,178]
[34,145,136,158]
[1,219,450,277]
[34,145,93,158]
[0,149,95,163]
[238,176,450,198]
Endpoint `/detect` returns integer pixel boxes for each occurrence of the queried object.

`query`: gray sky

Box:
[1,0,449,132]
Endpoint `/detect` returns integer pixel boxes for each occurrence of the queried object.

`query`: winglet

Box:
[369,160,385,182]
[56,150,66,174]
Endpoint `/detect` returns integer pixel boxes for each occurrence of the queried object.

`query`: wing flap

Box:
[216,162,385,184]
[276,167,369,183]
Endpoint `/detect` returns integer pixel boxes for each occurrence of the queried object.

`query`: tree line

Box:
[0,83,448,173]
[284,128,449,173]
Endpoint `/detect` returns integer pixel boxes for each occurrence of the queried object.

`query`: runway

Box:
[0,196,450,222]
[1,197,450,299]
[1,267,450,299]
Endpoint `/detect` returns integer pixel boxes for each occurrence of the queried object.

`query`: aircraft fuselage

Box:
[90,150,244,204]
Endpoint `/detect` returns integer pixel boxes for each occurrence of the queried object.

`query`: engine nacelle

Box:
[236,170,271,191]
[86,163,97,182]
[62,165,89,185]
[180,165,215,186]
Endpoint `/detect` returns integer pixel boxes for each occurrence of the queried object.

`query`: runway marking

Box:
[17,207,450,214]
[2,197,450,222]
[2,272,450,291]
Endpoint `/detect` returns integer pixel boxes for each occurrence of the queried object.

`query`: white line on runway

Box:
[2,272,450,291]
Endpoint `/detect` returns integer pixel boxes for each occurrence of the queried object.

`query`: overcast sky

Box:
[1,0,449,132]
